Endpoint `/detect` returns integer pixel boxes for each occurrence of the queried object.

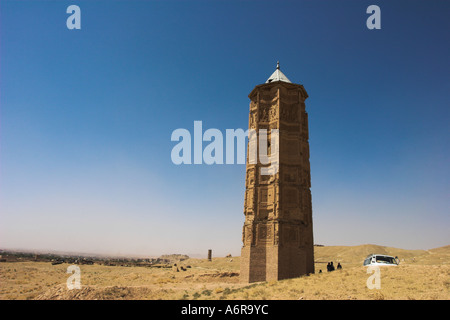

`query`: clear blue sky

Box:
[1,0,449,257]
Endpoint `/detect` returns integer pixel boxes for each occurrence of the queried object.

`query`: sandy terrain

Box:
[1,244,448,300]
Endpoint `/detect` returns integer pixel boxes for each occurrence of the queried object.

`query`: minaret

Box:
[240,62,314,283]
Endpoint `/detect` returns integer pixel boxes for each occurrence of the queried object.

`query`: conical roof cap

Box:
[265,61,292,84]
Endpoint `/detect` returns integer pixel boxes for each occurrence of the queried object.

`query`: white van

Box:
[363,254,399,266]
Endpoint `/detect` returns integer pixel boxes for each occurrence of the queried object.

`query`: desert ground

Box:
[1,244,449,300]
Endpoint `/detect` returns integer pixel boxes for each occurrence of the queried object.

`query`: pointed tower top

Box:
[266,61,291,84]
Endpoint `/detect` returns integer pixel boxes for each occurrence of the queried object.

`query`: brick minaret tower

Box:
[240,62,314,283]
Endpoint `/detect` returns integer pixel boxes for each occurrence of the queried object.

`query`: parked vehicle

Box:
[363,254,399,266]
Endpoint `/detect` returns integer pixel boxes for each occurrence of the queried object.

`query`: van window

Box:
[375,256,397,264]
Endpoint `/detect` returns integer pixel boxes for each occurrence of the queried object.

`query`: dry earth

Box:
[1,244,449,300]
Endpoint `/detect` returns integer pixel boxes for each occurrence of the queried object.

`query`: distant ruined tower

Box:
[240,62,314,283]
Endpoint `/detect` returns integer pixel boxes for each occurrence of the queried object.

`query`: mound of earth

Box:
[34,284,160,300]
[184,272,240,283]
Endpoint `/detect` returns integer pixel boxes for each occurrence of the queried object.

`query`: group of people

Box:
[327,261,342,272]
[319,261,342,273]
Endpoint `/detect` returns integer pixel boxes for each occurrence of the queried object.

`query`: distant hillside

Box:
[314,244,449,267]
[428,245,450,255]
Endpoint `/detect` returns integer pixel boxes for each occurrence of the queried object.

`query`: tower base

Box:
[240,245,314,283]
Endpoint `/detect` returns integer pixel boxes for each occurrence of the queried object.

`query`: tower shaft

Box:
[240,74,314,283]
